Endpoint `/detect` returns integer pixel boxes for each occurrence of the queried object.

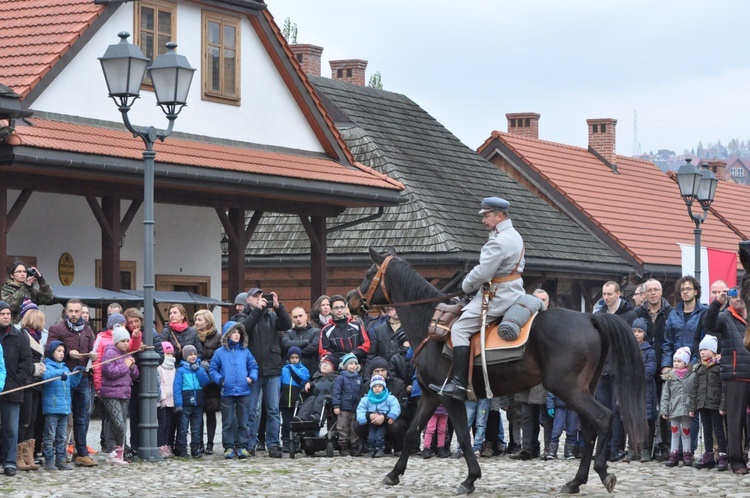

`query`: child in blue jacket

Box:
[41,340,83,470]
[333,353,362,456]
[174,344,210,458]
[209,321,258,459]
[356,374,400,458]
[279,346,310,452]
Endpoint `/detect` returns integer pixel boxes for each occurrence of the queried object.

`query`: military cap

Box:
[478,197,510,214]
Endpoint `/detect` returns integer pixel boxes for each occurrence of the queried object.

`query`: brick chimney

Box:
[587,118,617,166]
[506,112,540,139]
[330,59,368,87]
[289,44,323,77]
[706,159,728,180]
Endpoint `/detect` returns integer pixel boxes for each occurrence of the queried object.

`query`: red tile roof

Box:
[13,117,402,190]
[0,0,104,98]
[480,131,747,267]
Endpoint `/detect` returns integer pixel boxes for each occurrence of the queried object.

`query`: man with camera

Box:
[1,262,54,322]
[241,287,291,458]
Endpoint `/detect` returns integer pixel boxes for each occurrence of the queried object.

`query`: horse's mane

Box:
[390,258,444,302]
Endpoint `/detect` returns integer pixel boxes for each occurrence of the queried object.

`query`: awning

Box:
[120,290,230,307]
[49,285,142,308]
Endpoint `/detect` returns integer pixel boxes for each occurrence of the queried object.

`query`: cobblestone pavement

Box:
[7,418,750,497]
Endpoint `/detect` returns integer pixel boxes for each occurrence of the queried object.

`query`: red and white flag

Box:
[679,243,737,304]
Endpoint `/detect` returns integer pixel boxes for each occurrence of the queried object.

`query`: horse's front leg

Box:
[443,396,481,494]
[384,390,440,486]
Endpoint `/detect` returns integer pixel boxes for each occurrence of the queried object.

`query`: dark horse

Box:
[355,248,646,495]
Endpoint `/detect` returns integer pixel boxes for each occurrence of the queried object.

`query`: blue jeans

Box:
[550,407,579,445]
[247,375,281,449]
[43,414,67,464]
[368,424,386,449]
[71,376,91,457]
[465,398,490,451]
[177,406,203,455]
[0,402,20,468]
[221,396,250,450]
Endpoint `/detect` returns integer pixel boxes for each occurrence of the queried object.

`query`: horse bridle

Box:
[357,256,394,311]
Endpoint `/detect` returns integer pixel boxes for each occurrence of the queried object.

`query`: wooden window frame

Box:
[202,10,241,105]
[134,0,177,89]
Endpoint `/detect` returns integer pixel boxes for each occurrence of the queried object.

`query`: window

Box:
[134,1,176,85]
[202,11,240,104]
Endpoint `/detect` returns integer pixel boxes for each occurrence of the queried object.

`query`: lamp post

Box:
[99,32,194,461]
[675,158,718,283]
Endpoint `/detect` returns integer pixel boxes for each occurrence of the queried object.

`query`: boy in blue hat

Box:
[357,374,400,457]
[279,346,309,452]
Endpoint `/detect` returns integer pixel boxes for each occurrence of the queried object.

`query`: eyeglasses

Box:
[679,287,695,293]
[331,305,347,310]
[13,270,26,274]
[633,292,643,297]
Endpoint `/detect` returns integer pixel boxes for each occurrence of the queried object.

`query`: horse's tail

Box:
[590,313,647,447]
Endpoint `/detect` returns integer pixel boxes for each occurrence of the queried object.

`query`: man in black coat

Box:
[365,307,407,381]
[281,307,320,376]
[0,301,33,475]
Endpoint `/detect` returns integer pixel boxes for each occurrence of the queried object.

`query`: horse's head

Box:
[356,247,399,311]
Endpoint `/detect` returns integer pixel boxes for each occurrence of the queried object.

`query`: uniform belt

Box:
[491,273,522,284]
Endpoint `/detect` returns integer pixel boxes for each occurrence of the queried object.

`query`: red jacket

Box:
[318,316,370,362]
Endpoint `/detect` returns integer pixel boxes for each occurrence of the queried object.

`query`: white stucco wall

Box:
[31,3,325,152]
[6,191,222,327]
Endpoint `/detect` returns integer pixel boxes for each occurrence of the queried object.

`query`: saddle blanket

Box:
[442,312,537,366]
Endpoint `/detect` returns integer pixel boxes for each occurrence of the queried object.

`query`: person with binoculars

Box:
[1,262,54,323]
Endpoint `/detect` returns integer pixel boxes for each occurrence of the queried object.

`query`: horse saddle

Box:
[443,312,537,366]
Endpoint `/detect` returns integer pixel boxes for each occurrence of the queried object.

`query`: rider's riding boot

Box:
[429,346,471,401]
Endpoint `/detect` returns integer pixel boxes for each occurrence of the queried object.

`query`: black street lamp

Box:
[99,32,194,462]
[676,158,718,283]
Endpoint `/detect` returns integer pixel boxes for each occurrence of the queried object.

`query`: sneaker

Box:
[224,448,236,459]
[236,448,251,460]
[205,443,213,456]
[66,445,74,456]
[43,461,57,472]
[123,446,138,462]
[74,455,98,467]
[3,467,16,476]
[105,450,118,460]
[158,446,170,458]
[268,446,283,458]
[86,445,98,455]
[421,448,434,459]
[55,461,74,471]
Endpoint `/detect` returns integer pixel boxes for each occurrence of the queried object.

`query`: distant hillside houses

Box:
[636,151,750,185]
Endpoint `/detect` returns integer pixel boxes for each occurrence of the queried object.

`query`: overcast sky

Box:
[268,0,750,157]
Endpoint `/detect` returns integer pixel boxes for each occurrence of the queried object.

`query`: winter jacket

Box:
[332,370,363,412]
[92,329,142,391]
[41,357,81,415]
[157,358,176,408]
[635,298,673,368]
[688,360,725,412]
[703,299,750,381]
[158,323,202,364]
[173,360,210,408]
[200,328,222,411]
[23,328,45,389]
[0,344,6,391]
[545,392,568,410]
[515,383,547,405]
[209,323,258,397]
[594,298,637,376]
[365,320,407,379]
[389,348,411,385]
[47,320,96,372]
[279,362,310,409]
[100,344,139,400]
[0,278,53,322]
[356,391,401,425]
[241,305,292,377]
[319,316,371,363]
[307,370,339,397]
[0,324,33,404]
[661,301,707,368]
[636,341,658,420]
[282,324,320,375]
[660,368,695,419]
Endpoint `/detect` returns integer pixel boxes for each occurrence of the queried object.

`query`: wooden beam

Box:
[0,189,7,272]
[309,215,327,302]
[6,189,32,231]
[120,199,142,234]
[101,197,121,291]
[84,194,114,239]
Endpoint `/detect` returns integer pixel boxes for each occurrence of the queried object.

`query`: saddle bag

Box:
[427,303,463,342]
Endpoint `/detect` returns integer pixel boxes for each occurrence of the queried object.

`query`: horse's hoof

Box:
[603,474,617,493]
[455,484,475,495]
[560,482,580,494]
[382,474,399,486]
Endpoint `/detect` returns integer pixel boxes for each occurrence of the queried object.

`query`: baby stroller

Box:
[289,396,339,458]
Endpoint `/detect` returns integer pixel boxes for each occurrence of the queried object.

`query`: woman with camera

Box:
[1,262,54,322]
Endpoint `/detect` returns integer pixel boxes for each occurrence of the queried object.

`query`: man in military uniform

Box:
[429,197,525,400]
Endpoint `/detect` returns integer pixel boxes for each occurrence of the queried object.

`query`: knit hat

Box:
[234,292,248,305]
[699,334,718,354]
[321,354,338,370]
[287,346,302,360]
[18,298,38,320]
[222,321,238,337]
[370,374,387,389]
[183,345,197,358]
[369,356,389,372]
[111,324,130,345]
[339,352,359,370]
[45,339,65,359]
[0,301,10,313]
[107,312,126,330]
[162,342,175,354]
[674,346,691,365]
[631,317,648,333]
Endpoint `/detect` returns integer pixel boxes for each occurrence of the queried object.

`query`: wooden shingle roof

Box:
[247,77,628,272]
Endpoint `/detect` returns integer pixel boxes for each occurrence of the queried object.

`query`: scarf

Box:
[25,327,41,344]
[368,387,390,404]
[673,367,688,379]
[161,356,176,370]
[196,326,215,343]
[65,317,86,333]
[319,314,330,325]
[170,321,189,333]
[702,357,718,367]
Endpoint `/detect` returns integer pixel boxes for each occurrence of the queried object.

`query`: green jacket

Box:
[0,278,54,322]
